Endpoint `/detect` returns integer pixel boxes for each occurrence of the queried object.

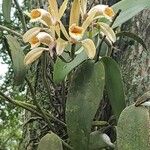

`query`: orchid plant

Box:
[1,0,149,149]
[21,0,121,149]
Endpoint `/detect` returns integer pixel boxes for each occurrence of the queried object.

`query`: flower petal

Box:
[59,21,70,41]
[88,5,108,16]
[36,32,54,46]
[81,39,96,59]
[48,0,59,20]
[80,0,87,18]
[24,47,48,65]
[59,0,68,19]
[82,10,96,32]
[69,0,80,26]
[56,38,68,55]
[98,22,116,43]
[23,27,41,43]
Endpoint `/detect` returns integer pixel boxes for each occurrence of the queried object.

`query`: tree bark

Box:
[119,9,150,105]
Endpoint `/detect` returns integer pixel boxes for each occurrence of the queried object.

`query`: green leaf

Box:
[101,57,126,120]
[2,0,12,22]
[37,132,63,150]
[116,31,147,50]
[112,0,150,28]
[66,60,105,150]
[53,51,87,83]
[89,131,115,150]
[6,35,26,85]
[117,105,150,150]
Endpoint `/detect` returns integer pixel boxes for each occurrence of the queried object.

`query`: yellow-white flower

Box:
[88,5,115,21]
[28,9,56,26]
[69,24,84,41]
[23,28,54,48]
[58,9,97,59]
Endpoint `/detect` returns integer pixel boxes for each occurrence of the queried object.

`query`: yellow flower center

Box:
[30,36,39,44]
[70,25,84,35]
[31,9,41,19]
[104,7,115,17]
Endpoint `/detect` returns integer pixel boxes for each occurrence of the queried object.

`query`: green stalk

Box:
[14,0,27,32]
[0,25,22,38]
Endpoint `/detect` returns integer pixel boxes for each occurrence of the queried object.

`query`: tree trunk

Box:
[119,9,150,105]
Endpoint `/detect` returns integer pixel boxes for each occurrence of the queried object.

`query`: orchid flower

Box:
[88,5,115,21]
[23,27,56,65]
[26,9,56,27]
[56,0,98,59]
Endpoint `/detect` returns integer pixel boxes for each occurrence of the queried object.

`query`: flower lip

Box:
[30,9,41,19]
[30,36,39,44]
[69,24,84,35]
[104,7,115,17]
[69,24,84,41]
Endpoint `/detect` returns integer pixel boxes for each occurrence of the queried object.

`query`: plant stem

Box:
[70,44,76,59]
[14,0,27,32]
[0,25,22,38]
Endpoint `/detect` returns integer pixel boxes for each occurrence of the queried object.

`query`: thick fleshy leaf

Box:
[66,60,105,150]
[53,50,87,83]
[98,22,116,43]
[116,31,147,50]
[2,0,12,22]
[24,47,47,65]
[117,105,150,150]
[112,0,150,28]
[101,57,126,120]
[89,131,115,149]
[37,132,63,150]
[69,0,80,26]
[81,39,96,59]
[6,35,26,85]
[59,0,68,19]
